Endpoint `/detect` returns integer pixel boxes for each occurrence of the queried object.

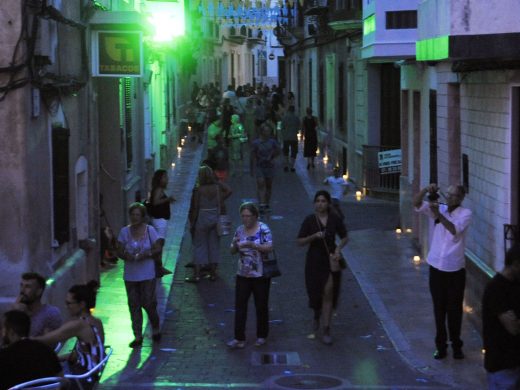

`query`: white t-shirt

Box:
[325,176,349,200]
[416,201,472,272]
[118,225,159,281]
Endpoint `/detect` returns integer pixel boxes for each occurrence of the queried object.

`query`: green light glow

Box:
[46,278,55,286]
[147,2,185,42]
[363,14,376,36]
[416,35,449,61]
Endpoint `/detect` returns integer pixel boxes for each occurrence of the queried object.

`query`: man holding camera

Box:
[414,183,472,360]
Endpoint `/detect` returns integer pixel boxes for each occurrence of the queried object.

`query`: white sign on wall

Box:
[378,149,402,174]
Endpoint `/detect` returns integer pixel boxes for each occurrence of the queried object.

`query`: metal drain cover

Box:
[251,352,301,366]
[266,374,346,389]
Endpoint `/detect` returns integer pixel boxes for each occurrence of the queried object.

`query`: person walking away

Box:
[207,118,223,150]
[323,167,351,220]
[148,169,175,277]
[482,244,520,389]
[13,272,62,337]
[221,98,234,145]
[297,190,348,345]
[280,105,301,172]
[186,166,231,282]
[109,202,162,348]
[34,281,105,385]
[302,107,318,169]
[229,114,247,177]
[413,183,472,359]
[250,122,280,214]
[0,310,62,390]
[208,135,230,182]
[227,202,274,349]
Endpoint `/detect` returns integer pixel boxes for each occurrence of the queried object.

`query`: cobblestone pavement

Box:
[97,140,486,389]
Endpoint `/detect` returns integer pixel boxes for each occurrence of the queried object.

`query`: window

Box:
[258,51,267,77]
[386,10,417,29]
[336,0,361,10]
[52,127,70,245]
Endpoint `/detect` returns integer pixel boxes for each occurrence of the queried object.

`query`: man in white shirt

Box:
[323,167,350,220]
[414,183,472,360]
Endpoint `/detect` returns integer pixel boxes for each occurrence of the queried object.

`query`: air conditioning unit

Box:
[34,19,58,65]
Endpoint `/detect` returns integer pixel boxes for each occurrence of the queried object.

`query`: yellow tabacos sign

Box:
[93,31,143,77]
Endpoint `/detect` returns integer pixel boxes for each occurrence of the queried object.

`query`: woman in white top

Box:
[111,202,162,348]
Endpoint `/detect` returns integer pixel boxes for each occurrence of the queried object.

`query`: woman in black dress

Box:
[302,107,318,169]
[297,190,348,345]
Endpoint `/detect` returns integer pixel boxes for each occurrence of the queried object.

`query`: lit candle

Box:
[395,228,402,234]
[316,147,320,156]
[323,155,329,164]
[406,228,412,233]
[413,256,420,264]
[177,146,182,153]
[171,162,175,168]
[188,125,192,132]
[181,138,185,146]
[355,191,362,197]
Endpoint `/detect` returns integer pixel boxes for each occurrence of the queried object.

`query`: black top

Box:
[482,273,520,372]
[150,189,171,220]
[0,339,62,390]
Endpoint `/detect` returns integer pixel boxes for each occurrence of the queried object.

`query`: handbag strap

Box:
[315,214,332,254]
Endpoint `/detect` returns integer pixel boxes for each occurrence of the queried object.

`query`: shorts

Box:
[255,165,275,179]
[151,218,168,239]
[283,140,298,159]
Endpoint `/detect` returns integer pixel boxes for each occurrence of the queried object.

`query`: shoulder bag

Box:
[315,215,347,272]
[260,227,281,278]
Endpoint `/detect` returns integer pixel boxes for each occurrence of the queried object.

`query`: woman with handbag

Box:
[297,190,348,345]
[227,202,274,349]
[186,165,231,282]
[111,202,162,348]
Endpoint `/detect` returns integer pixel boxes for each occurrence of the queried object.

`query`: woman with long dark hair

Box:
[297,190,348,345]
[35,281,105,381]
[148,169,175,277]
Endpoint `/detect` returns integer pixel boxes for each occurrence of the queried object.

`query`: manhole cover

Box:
[251,352,301,366]
[267,374,346,389]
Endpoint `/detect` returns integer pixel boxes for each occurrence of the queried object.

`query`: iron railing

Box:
[362,145,400,194]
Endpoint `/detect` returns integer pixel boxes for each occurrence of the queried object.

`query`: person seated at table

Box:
[0,310,62,390]
[35,281,105,385]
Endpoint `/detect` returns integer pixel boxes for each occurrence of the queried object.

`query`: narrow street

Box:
[95,139,486,389]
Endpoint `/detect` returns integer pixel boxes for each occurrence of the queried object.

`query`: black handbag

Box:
[260,229,281,278]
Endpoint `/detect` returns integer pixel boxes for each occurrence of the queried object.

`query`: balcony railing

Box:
[362,145,400,197]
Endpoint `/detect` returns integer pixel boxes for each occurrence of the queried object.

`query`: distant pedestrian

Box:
[482,244,520,389]
[297,190,348,345]
[208,135,230,182]
[323,167,350,220]
[280,105,301,172]
[229,114,246,177]
[302,107,318,169]
[207,118,222,150]
[250,122,281,214]
[413,183,472,359]
[148,169,175,277]
[110,202,162,348]
[186,166,231,282]
[227,202,274,349]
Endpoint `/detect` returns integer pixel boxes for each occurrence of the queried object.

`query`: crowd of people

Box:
[3,82,519,390]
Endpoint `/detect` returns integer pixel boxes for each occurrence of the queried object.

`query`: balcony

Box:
[304,0,328,16]
[328,6,362,31]
[361,0,419,61]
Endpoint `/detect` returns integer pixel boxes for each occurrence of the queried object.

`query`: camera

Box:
[427,191,440,202]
